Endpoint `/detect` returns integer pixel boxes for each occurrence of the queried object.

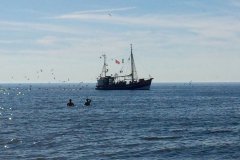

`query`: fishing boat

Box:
[95,44,153,90]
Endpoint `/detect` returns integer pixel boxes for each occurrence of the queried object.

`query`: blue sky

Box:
[0,0,240,83]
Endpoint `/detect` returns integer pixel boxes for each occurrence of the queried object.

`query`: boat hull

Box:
[95,78,153,90]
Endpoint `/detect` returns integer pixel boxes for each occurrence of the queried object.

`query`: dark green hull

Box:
[95,78,153,90]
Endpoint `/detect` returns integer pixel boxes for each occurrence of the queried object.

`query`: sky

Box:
[0,0,240,83]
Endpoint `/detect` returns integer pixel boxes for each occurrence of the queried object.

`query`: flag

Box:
[115,59,120,64]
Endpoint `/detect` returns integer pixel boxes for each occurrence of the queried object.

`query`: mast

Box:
[131,44,134,82]
[130,44,138,82]
[101,54,107,77]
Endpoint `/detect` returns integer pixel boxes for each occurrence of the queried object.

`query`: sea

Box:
[0,83,240,160]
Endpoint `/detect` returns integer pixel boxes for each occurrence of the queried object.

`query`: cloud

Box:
[0,20,78,34]
[72,6,136,14]
[230,0,240,7]
[36,36,58,45]
[2,14,240,58]
[54,6,138,23]
[0,40,22,44]
[2,7,240,59]
[54,11,240,41]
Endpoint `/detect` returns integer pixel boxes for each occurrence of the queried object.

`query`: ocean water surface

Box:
[0,83,240,159]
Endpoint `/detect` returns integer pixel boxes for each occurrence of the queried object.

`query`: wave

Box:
[141,135,182,141]
[204,128,233,134]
